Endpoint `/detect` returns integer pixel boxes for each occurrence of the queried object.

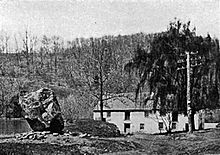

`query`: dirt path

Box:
[0,128,220,154]
[0,133,142,155]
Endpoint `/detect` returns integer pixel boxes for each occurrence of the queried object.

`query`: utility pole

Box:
[186,51,193,133]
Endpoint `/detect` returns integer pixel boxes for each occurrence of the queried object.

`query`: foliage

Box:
[125,19,220,133]
[126,19,220,114]
[204,109,220,123]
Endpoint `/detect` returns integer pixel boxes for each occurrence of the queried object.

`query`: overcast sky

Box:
[0,0,219,41]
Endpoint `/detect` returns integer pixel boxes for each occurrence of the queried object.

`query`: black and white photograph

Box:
[0,0,219,154]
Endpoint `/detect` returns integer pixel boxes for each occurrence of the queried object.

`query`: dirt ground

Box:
[0,128,220,155]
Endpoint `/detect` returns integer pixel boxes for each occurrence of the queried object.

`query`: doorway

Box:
[124,123,130,133]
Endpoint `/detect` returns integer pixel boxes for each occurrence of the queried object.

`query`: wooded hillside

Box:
[0,31,156,120]
[0,22,219,122]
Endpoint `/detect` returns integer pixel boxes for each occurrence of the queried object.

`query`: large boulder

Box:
[19,88,64,133]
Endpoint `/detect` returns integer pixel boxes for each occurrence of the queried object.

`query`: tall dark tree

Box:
[125,19,220,133]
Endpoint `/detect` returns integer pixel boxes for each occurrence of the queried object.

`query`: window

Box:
[172,112,178,122]
[95,117,100,120]
[107,112,111,117]
[140,123,144,130]
[158,122,163,129]
[172,122,177,129]
[144,111,149,117]
[125,112,130,120]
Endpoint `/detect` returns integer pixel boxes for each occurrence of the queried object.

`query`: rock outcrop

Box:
[19,88,64,133]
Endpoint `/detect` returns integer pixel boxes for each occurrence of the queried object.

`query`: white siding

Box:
[94,111,165,134]
[130,111,166,134]
[108,112,125,132]
[175,113,201,131]
[204,123,218,129]
[93,111,203,134]
[173,114,188,131]
[194,113,200,130]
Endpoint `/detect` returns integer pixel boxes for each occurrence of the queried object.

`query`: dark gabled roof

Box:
[93,109,153,112]
[93,92,157,111]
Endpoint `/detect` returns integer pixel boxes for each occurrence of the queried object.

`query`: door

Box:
[124,123,130,133]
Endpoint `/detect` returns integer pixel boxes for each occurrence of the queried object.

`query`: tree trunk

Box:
[24,31,30,76]
[191,110,195,131]
[188,110,193,133]
[55,52,58,74]
[100,91,104,121]
[99,50,104,121]
[40,51,43,69]
[198,110,204,130]
[100,75,104,121]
